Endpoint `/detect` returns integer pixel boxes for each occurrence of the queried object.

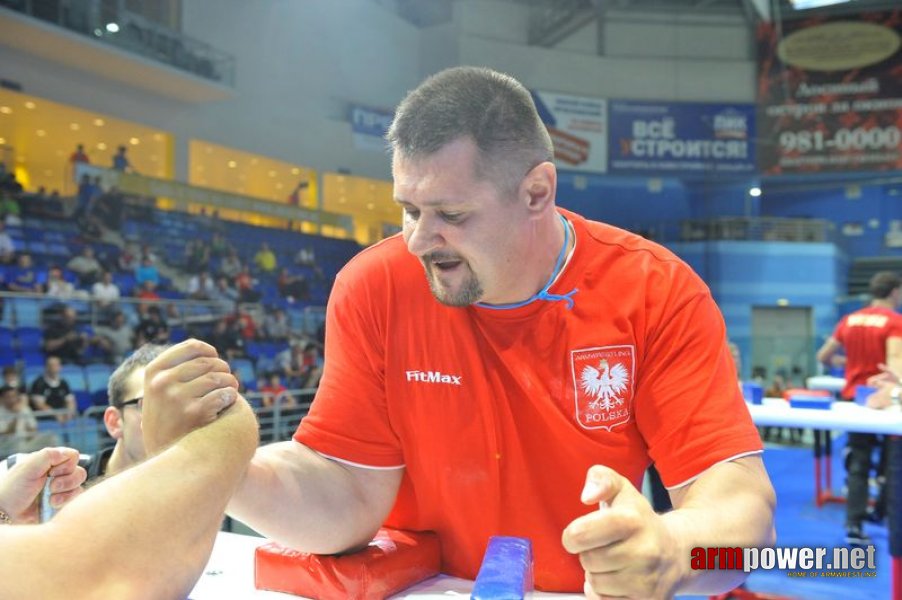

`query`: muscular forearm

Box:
[664,457,776,594]
[228,441,397,554]
[0,399,258,600]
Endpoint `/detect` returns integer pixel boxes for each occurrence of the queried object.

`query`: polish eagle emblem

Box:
[580,359,629,412]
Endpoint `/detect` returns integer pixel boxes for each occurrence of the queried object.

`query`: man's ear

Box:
[520,161,557,216]
[103,406,123,440]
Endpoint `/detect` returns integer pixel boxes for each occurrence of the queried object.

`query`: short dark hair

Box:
[869,271,902,299]
[387,66,553,193]
[108,344,169,407]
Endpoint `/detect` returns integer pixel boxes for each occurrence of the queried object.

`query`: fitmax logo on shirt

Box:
[405,370,462,385]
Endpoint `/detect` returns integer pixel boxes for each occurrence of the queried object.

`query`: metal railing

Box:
[0,0,235,85]
[648,217,839,245]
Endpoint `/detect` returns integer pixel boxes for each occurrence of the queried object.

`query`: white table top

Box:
[191,531,581,599]
[748,397,902,435]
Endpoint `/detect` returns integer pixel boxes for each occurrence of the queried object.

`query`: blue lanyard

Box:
[475,214,579,311]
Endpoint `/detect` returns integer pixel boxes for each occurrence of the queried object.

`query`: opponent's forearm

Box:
[228,441,389,553]
[664,458,776,594]
[0,399,259,600]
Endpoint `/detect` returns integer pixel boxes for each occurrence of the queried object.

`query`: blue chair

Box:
[232,358,256,389]
[86,364,113,393]
[21,352,46,370]
[74,390,93,413]
[11,299,42,328]
[15,327,43,351]
[60,364,87,392]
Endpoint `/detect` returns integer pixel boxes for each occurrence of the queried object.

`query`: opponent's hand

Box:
[562,465,682,600]
[867,363,901,387]
[142,339,239,455]
[866,382,895,410]
[0,447,86,523]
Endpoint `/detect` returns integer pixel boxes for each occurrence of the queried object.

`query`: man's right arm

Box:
[816,336,842,367]
[228,441,403,554]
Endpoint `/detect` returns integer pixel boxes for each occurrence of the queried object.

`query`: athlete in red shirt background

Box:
[228,67,776,597]
[817,271,902,545]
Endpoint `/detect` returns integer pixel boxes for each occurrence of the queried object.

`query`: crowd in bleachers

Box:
[0,160,362,460]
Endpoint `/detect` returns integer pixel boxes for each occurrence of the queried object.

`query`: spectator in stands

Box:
[277,267,310,302]
[67,246,103,287]
[253,242,277,273]
[235,265,260,303]
[91,344,167,478]
[73,173,94,222]
[0,221,17,264]
[209,232,230,258]
[218,248,242,279]
[135,256,160,288]
[42,306,88,364]
[262,307,291,343]
[211,276,240,314]
[92,270,121,315]
[29,356,76,424]
[45,267,83,300]
[93,185,126,230]
[140,243,159,265]
[278,342,323,390]
[0,171,22,195]
[187,271,215,301]
[112,145,133,172]
[8,253,44,294]
[93,312,134,364]
[136,280,161,303]
[207,318,244,362]
[294,246,316,267]
[185,239,210,274]
[1,384,59,456]
[69,143,90,166]
[225,304,258,342]
[2,366,29,407]
[135,306,170,347]
[259,372,294,409]
[0,191,22,226]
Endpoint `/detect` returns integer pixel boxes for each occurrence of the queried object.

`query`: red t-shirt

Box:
[295,209,762,592]
[833,306,902,399]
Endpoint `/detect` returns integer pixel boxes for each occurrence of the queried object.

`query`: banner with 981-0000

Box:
[756,12,902,175]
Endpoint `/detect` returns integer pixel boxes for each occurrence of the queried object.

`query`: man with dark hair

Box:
[227,67,774,596]
[85,344,169,479]
[29,356,76,424]
[817,270,902,545]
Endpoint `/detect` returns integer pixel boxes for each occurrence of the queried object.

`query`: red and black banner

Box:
[757,11,902,175]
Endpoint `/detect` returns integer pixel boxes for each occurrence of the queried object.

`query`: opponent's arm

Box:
[0,397,258,600]
[815,336,842,367]
[228,440,403,553]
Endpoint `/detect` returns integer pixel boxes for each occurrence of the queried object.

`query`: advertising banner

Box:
[531,90,607,173]
[350,105,394,152]
[608,101,756,175]
[756,12,902,174]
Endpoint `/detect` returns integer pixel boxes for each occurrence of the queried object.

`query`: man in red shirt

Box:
[228,67,775,596]
[817,271,902,545]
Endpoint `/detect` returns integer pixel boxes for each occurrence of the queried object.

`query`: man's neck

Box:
[871,299,896,310]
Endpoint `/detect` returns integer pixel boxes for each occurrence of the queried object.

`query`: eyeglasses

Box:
[116,396,143,411]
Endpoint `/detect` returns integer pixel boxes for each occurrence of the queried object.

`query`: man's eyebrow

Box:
[393,197,451,208]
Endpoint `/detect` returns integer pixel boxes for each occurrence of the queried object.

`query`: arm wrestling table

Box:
[746,396,902,600]
[190,531,583,599]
